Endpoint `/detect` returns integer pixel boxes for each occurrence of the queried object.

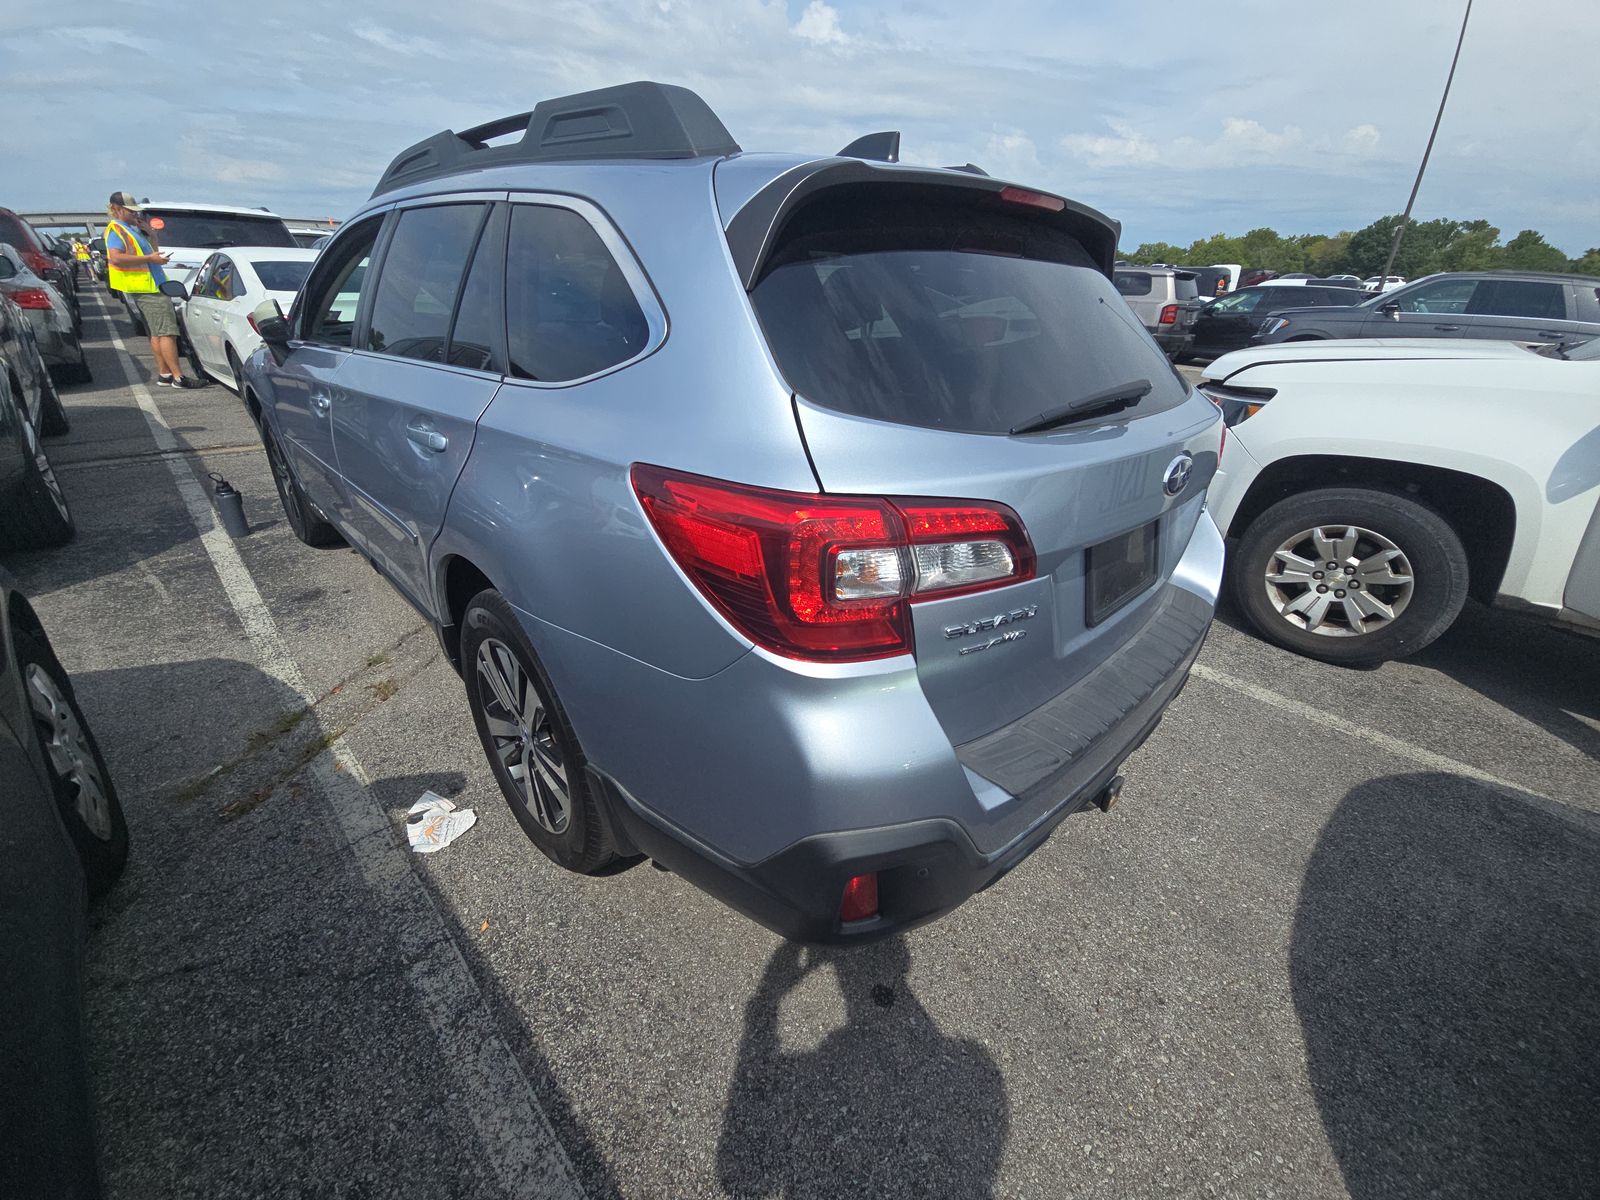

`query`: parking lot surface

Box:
[8,287,1598,1199]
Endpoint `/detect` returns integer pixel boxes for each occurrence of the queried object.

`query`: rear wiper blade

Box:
[1009,378,1152,436]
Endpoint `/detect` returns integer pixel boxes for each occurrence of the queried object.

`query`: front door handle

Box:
[406,422,448,453]
[1536,331,1564,340]
[310,392,331,415]
[1432,324,1461,332]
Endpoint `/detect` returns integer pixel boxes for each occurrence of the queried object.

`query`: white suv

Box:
[1201,336,1600,664]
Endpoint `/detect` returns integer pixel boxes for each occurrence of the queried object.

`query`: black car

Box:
[0,570,128,1200]
[0,346,73,551]
[1251,271,1600,352]
[1187,284,1367,359]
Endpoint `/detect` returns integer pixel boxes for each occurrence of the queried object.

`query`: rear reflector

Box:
[840,873,879,923]
[8,287,54,310]
[998,186,1066,213]
[631,465,1035,662]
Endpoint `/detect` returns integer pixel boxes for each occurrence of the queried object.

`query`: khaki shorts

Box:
[132,293,179,338]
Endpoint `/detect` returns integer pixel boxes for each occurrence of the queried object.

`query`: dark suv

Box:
[1251,271,1600,352]
[241,82,1224,942]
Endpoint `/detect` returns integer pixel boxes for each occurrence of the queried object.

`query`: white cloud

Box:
[1341,123,1381,155]
[1061,120,1159,167]
[1215,117,1303,158]
[351,22,445,58]
[792,1,848,46]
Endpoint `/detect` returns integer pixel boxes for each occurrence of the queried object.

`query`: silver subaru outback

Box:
[242,82,1224,942]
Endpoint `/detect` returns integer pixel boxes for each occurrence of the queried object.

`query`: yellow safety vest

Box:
[105,219,158,294]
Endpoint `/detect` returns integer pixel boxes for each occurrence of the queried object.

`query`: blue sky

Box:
[4,1,1596,253]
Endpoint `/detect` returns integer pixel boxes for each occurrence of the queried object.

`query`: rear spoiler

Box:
[723,159,1121,290]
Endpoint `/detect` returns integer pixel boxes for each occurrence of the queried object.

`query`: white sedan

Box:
[1200,336,1600,665]
[182,248,319,391]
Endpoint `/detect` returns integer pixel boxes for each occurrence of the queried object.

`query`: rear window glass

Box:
[1114,271,1152,296]
[1173,274,1199,301]
[253,261,312,293]
[142,209,296,249]
[0,214,36,249]
[751,193,1188,435]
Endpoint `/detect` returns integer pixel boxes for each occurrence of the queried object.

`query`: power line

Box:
[1376,0,1474,287]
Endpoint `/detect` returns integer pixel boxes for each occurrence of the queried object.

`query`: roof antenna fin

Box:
[837,131,900,163]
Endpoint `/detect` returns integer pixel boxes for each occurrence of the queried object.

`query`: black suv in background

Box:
[1187,283,1367,360]
[1251,271,1600,352]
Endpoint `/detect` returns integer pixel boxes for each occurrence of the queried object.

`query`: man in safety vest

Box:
[104,191,199,388]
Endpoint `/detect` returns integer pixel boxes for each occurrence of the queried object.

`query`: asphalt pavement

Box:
[6,286,1597,1199]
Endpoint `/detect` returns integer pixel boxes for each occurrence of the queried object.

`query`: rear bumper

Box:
[583,522,1220,943]
[1151,329,1193,355]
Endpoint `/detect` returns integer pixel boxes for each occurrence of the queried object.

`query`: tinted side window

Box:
[211,256,237,301]
[1396,278,1477,314]
[1466,280,1566,320]
[366,204,486,362]
[299,217,383,347]
[1114,271,1152,296]
[505,205,649,382]
[445,206,505,373]
[191,256,216,296]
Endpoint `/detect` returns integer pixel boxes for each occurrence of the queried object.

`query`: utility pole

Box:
[1376,0,1473,288]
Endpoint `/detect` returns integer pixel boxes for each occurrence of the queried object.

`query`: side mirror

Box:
[1380,301,1400,319]
[249,300,292,364]
[159,279,190,301]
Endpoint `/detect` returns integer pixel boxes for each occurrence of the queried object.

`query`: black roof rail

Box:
[837,132,899,163]
[371,81,741,198]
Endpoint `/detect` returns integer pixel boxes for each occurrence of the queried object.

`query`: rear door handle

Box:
[1432,324,1461,332]
[310,392,331,415]
[406,421,448,453]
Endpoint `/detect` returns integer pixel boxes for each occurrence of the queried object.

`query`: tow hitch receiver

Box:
[1093,774,1126,813]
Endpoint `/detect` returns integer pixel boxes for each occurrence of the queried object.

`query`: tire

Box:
[226,346,245,394]
[59,349,93,386]
[461,589,616,874]
[262,425,342,547]
[1232,487,1469,666]
[17,628,129,898]
[38,368,70,435]
[0,416,74,551]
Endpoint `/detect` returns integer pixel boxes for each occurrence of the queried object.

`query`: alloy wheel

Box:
[476,637,569,834]
[1263,525,1415,637]
[26,664,113,839]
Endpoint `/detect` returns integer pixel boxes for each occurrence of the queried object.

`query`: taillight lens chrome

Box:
[631,465,1035,662]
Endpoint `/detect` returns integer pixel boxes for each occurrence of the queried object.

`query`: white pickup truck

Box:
[1199,337,1600,665]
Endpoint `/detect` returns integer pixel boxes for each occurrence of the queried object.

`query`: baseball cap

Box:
[108,191,142,212]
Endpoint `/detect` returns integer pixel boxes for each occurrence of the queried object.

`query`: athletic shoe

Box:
[156,374,174,387]
[171,377,203,389]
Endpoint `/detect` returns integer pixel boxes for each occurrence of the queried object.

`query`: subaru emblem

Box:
[1163,453,1194,497]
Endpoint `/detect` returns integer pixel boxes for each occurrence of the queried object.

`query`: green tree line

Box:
[1122,216,1600,279]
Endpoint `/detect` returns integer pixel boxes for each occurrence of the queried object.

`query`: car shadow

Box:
[715,937,1010,1199]
[1412,602,1600,761]
[1,404,198,596]
[1290,772,1600,1199]
[66,654,626,1199]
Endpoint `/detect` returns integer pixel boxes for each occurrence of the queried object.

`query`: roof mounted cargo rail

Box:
[371,81,742,198]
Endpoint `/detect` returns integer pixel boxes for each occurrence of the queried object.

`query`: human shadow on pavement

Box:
[1290,773,1600,1200]
[717,937,1009,1199]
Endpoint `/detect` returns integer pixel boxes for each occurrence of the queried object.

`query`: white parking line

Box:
[92,293,586,1200]
[1190,662,1547,799]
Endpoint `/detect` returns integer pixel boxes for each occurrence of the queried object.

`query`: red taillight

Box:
[8,287,53,310]
[1159,304,1179,325]
[839,873,879,923]
[631,465,1035,663]
[998,186,1066,213]
[22,250,55,278]
[246,313,261,335]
